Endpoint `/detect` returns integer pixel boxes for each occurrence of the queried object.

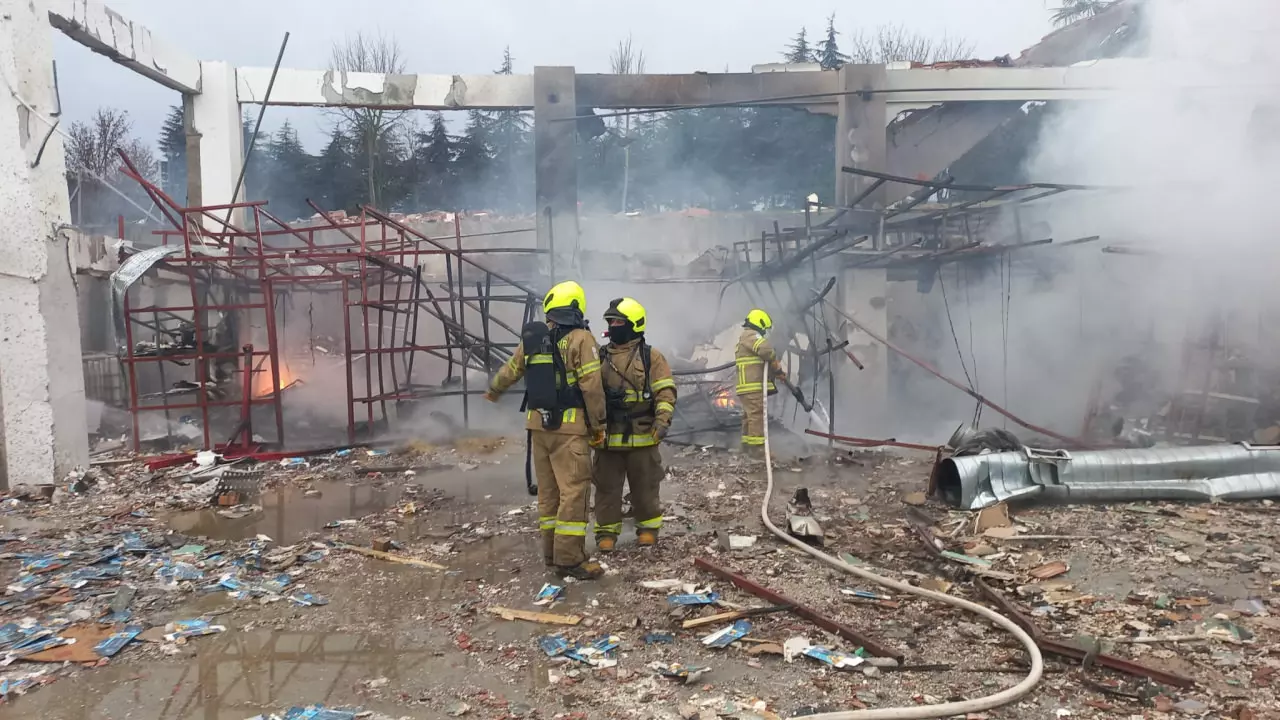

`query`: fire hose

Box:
[757,383,1044,719]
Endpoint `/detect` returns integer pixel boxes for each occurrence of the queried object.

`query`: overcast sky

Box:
[53,0,1060,153]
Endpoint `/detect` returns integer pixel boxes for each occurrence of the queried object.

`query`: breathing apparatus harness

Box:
[519,309,589,495]
[600,338,654,446]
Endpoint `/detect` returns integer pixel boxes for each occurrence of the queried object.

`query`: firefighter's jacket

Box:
[734,328,783,396]
[489,325,607,436]
[599,338,677,449]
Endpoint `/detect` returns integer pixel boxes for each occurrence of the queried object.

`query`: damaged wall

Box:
[0,0,90,486]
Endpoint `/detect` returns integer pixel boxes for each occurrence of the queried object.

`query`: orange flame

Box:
[712,389,737,409]
[253,361,297,398]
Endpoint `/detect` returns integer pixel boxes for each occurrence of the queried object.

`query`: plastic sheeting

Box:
[938,443,1280,510]
[109,246,183,342]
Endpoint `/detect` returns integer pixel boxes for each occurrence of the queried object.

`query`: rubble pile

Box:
[4,436,1280,717]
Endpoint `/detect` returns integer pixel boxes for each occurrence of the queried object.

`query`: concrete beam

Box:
[237,67,534,109]
[238,59,1200,111]
[238,68,840,110]
[574,72,837,108]
[0,0,90,487]
[879,60,1166,104]
[46,0,201,94]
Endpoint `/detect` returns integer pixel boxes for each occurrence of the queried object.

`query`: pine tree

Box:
[312,128,361,213]
[410,112,456,209]
[817,14,849,70]
[454,111,493,210]
[783,27,816,64]
[158,106,187,199]
[241,113,273,202]
[266,120,313,219]
[485,47,533,213]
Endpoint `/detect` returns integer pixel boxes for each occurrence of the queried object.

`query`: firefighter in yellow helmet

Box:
[485,280,608,579]
[734,309,785,454]
[592,298,677,551]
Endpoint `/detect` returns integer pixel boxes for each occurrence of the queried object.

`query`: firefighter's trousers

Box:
[531,431,593,568]
[739,391,765,447]
[593,446,664,539]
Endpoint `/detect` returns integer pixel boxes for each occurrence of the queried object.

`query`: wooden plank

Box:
[682,610,746,630]
[333,543,446,570]
[693,557,903,661]
[486,606,582,626]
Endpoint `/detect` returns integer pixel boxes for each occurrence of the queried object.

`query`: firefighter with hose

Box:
[592,297,677,552]
[735,308,786,456]
[485,281,609,580]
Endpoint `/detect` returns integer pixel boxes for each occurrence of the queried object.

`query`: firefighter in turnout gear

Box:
[485,280,609,579]
[592,298,677,551]
[734,308,785,453]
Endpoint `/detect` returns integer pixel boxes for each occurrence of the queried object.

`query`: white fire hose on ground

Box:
[757,389,1044,719]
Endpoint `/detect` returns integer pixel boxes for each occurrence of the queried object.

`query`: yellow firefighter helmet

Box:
[543,280,586,315]
[745,308,773,333]
[604,297,646,333]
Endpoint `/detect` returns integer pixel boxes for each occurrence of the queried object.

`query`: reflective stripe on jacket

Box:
[734,328,781,395]
[599,338,677,450]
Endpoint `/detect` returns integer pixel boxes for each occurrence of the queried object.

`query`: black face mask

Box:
[607,324,638,345]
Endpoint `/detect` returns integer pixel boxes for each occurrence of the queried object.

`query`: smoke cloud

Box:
[888,0,1280,444]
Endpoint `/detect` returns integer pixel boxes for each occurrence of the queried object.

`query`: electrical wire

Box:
[0,65,161,224]
[758,381,1044,719]
[1001,252,1013,429]
[937,266,975,391]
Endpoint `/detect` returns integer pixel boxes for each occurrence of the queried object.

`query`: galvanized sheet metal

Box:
[939,443,1280,509]
[109,245,184,343]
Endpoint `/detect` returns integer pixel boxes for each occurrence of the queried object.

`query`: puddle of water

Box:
[167,482,404,543]
[0,627,535,720]
[164,446,537,544]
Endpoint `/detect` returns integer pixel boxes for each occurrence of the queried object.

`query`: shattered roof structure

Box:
[886,0,1146,203]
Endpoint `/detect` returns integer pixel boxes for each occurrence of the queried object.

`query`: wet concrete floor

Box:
[0,530,574,720]
[168,446,532,544]
[0,442,635,718]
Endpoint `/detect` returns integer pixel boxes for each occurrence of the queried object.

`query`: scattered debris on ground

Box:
[3,436,1280,719]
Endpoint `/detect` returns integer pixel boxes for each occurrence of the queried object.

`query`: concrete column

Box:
[191,61,243,226]
[0,1,90,487]
[834,65,887,238]
[533,66,579,284]
[181,93,200,207]
[836,266,889,438]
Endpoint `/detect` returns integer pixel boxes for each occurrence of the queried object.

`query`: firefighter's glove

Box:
[589,429,607,449]
[483,389,500,403]
[654,423,669,442]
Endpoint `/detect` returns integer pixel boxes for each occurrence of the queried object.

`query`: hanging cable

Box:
[937,267,975,391]
[998,252,1008,425]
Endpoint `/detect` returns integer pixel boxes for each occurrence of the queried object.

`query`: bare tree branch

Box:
[328,31,407,207]
[610,34,646,75]
[846,25,975,65]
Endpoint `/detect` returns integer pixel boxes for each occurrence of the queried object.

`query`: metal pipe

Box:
[224,33,290,229]
[940,442,1280,510]
[804,428,940,453]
